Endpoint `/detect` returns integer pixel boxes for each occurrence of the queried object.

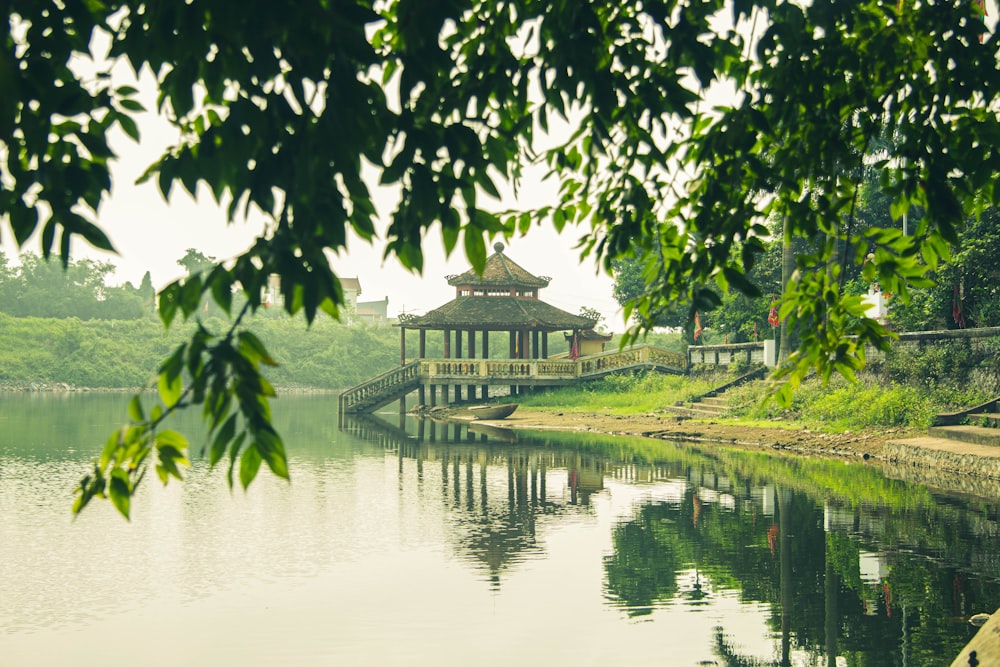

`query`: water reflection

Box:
[3,394,1000,666]
[346,413,1000,665]
[344,414,603,590]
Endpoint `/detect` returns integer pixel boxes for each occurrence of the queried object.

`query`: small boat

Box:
[466,403,519,420]
[468,422,518,442]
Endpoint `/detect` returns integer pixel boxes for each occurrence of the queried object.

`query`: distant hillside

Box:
[0,312,401,390]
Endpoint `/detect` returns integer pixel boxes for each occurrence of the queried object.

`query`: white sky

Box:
[0,69,625,330]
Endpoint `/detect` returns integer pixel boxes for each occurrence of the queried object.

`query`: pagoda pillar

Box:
[532,331,539,359]
[442,329,450,407]
[467,331,477,401]
[454,331,463,402]
[400,327,406,365]
[481,330,489,400]
[508,330,517,396]
[419,330,426,358]
[520,329,531,395]
[541,332,548,359]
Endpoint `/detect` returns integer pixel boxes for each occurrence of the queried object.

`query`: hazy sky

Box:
[1,73,625,330]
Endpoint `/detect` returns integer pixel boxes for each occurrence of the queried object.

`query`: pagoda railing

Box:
[339,345,687,414]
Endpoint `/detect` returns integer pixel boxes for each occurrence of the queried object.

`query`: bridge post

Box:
[482,330,490,399]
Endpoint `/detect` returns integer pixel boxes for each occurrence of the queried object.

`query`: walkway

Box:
[338,344,686,414]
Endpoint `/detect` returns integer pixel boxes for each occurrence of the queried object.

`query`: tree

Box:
[177,249,217,277]
[0,252,146,320]
[1,1,997,517]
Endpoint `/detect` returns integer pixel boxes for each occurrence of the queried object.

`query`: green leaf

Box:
[157,371,183,408]
[108,468,132,520]
[118,98,146,113]
[128,396,144,422]
[239,444,263,489]
[463,228,487,274]
[210,414,238,467]
[238,331,277,366]
[116,111,140,142]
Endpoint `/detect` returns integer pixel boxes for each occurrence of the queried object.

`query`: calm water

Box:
[2,393,999,666]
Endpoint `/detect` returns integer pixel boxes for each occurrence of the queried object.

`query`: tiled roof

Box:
[401,296,596,331]
[565,329,614,342]
[447,243,550,289]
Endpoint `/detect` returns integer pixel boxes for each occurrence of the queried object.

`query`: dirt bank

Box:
[485,409,913,461]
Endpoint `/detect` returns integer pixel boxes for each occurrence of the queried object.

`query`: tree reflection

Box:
[342,414,1000,664]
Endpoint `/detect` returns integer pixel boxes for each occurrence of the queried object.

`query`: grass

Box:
[518,370,727,415]
[518,366,995,433]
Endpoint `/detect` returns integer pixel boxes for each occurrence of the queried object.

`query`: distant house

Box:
[565,329,614,358]
[341,277,362,311]
[263,275,368,320]
[263,274,283,309]
[356,297,389,325]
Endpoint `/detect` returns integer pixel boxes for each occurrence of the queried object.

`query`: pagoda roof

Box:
[400,296,596,331]
[447,243,550,289]
[566,329,614,342]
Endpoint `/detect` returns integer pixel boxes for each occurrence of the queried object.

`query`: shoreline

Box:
[482,408,905,460]
[479,409,1000,499]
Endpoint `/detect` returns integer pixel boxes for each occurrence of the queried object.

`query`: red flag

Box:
[693,312,703,341]
[975,0,988,42]
[768,301,780,327]
[953,285,967,328]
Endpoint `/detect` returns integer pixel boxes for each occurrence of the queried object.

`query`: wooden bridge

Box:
[338,344,686,414]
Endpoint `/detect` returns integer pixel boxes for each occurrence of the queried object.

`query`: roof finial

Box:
[494,242,505,254]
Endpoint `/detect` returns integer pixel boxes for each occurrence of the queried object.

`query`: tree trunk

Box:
[778,214,795,363]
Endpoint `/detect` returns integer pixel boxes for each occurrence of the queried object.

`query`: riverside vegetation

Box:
[3,307,997,436]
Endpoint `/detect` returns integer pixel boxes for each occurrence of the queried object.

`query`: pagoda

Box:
[398,242,596,404]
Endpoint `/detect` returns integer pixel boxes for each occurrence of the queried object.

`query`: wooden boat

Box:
[468,422,518,442]
[466,403,518,420]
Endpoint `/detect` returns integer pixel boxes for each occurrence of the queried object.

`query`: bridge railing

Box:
[688,340,777,368]
[341,345,686,414]
[579,344,687,376]
[339,360,420,413]
[418,345,685,382]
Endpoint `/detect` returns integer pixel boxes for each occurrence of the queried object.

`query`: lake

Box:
[1,393,998,666]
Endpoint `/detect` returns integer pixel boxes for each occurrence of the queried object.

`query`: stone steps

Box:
[666,404,728,419]
[927,424,1000,448]
[698,395,729,408]
[667,389,736,419]
[926,399,1000,449]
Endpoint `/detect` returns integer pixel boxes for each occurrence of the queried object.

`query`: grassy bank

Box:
[0,312,401,391]
[518,365,995,433]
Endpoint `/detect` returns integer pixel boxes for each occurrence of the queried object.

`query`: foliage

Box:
[888,207,1000,330]
[1,0,998,515]
[726,369,987,431]
[578,305,604,330]
[0,251,148,320]
[0,311,400,391]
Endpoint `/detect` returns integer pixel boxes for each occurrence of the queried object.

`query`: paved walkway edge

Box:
[883,437,1000,498]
